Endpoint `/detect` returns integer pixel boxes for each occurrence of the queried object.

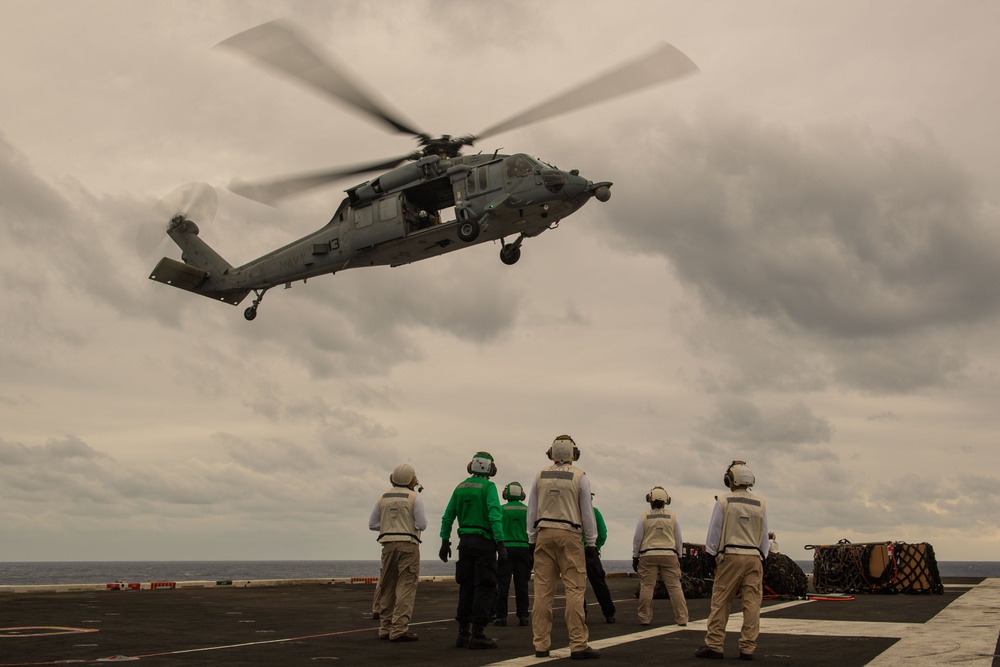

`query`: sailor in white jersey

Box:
[696,461,769,661]
[526,434,601,660]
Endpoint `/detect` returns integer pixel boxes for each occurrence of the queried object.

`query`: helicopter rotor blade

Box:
[228,155,411,205]
[474,41,699,142]
[217,20,423,137]
[137,182,218,260]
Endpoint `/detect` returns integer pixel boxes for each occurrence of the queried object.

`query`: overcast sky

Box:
[2,1,999,565]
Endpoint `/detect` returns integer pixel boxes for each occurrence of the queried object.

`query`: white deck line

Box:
[483,579,1000,667]
[867,577,1000,666]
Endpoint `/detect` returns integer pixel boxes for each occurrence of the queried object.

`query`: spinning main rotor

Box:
[216,20,699,205]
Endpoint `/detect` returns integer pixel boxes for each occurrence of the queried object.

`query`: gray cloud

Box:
[697,396,834,453]
[634,111,1000,333]
[593,107,1000,394]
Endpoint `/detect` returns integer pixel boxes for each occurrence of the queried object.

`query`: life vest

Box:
[719,490,766,556]
[534,465,583,532]
[639,509,678,555]
[377,486,421,544]
[454,477,494,539]
[501,501,529,547]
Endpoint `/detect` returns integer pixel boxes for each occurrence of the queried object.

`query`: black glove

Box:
[497,543,508,564]
[439,539,452,563]
[585,546,598,563]
[632,557,639,572]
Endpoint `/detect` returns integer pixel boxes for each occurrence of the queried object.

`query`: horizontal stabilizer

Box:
[149,257,250,306]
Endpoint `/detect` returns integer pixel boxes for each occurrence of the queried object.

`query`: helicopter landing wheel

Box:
[244,288,268,321]
[457,220,480,242]
[500,245,521,265]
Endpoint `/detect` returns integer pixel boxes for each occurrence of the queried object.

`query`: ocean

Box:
[1,560,998,586]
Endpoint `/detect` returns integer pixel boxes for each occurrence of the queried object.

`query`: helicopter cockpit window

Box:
[504,154,534,179]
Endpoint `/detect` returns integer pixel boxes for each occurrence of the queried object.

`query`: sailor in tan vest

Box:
[632,486,688,626]
[369,463,427,642]
[696,461,769,661]
[526,435,601,660]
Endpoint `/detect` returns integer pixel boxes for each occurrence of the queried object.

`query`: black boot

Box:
[468,625,497,649]
[455,623,470,648]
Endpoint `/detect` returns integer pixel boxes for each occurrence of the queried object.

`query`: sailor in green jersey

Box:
[493,481,531,627]
[439,451,506,650]
[584,496,616,622]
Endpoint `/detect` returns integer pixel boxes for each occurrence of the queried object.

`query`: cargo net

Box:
[633,543,715,599]
[806,539,944,595]
[638,544,808,600]
[680,542,717,599]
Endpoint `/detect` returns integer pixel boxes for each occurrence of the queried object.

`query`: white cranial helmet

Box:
[647,486,671,505]
[724,461,755,489]
[548,435,579,463]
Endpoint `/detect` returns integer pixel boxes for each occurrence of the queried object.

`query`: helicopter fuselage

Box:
[151,152,611,319]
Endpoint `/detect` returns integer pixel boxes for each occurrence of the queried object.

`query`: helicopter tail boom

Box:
[147,219,250,306]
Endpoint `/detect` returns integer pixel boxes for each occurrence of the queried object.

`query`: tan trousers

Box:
[637,553,688,625]
[531,528,590,652]
[704,553,763,654]
[377,541,420,639]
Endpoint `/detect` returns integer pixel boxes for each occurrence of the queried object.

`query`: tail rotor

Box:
[137,182,218,261]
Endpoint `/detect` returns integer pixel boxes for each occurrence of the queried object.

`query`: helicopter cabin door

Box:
[459,160,505,219]
[350,194,406,250]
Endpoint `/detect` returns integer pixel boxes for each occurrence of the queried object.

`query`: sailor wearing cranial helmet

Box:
[696,460,769,661]
[369,463,426,642]
[492,481,531,627]
[633,485,688,627]
[526,435,601,660]
[440,451,505,650]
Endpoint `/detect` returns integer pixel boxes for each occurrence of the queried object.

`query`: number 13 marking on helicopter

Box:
[142,20,698,320]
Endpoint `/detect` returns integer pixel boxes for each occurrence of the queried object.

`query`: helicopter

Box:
[143,20,698,321]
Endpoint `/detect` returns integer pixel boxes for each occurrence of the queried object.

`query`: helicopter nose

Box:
[560,171,589,200]
[541,169,567,193]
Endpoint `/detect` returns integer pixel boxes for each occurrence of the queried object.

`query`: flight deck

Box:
[1,575,997,666]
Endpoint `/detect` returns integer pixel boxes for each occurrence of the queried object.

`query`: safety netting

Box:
[637,543,809,599]
[806,539,944,595]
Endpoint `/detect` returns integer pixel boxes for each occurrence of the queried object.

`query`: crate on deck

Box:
[806,539,944,595]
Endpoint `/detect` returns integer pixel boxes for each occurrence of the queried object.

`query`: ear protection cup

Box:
[547,435,580,462]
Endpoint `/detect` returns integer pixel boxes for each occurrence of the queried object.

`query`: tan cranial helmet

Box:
[547,434,580,463]
[390,463,418,488]
[646,486,671,505]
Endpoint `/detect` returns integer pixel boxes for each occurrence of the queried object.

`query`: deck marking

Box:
[483,580,1000,667]
[482,600,811,666]
[867,577,1000,666]
[0,626,100,638]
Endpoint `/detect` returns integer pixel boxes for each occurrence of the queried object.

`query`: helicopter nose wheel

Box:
[244,288,268,321]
